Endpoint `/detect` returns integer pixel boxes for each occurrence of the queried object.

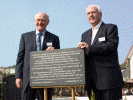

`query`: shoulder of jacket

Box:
[104,23,117,27]
[46,31,59,38]
[82,29,91,35]
[22,31,35,36]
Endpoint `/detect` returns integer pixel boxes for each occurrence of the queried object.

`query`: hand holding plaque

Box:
[46,42,55,50]
[46,47,55,50]
[77,42,89,52]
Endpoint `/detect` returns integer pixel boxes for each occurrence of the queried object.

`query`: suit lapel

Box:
[92,22,105,44]
[30,31,36,51]
[87,29,92,45]
[42,31,49,50]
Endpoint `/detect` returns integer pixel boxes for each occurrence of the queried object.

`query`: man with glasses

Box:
[77,5,123,100]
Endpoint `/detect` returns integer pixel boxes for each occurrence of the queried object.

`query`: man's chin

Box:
[90,21,96,25]
[38,29,45,32]
[37,27,45,31]
[89,20,95,23]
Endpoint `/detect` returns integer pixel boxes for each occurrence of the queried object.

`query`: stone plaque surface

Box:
[30,48,85,87]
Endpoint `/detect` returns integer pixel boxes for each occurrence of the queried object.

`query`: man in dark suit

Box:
[15,12,60,100]
[77,5,123,100]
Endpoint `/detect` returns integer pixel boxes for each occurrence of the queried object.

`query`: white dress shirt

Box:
[91,21,102,44]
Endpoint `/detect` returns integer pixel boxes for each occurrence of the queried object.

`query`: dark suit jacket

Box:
[81,22,123,90]
[15,30,60,92]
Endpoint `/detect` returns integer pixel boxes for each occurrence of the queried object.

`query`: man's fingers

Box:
[77,42,83,47]
[46,47,55,50]
[78,42,87,48]
[20,80,23,88]
[16,78,23,88]
[50,47,54,50]
[17,81,23,88]
[79,44,84,48]
[16,84,20,88]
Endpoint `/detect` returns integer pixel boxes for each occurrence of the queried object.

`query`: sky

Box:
[0,0,133,67]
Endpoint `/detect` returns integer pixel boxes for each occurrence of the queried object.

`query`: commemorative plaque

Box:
[30,48,85,87]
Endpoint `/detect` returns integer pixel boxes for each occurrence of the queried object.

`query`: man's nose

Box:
[90,13,93,16]
[38,20,42,24]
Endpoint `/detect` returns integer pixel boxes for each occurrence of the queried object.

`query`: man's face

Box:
[86,6,102,27]
[34,13,49,32]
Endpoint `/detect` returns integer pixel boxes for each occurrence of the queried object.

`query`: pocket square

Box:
[98,37,105,42]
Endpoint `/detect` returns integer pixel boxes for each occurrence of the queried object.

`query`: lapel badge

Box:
[99,31,101,33]
[47,42,52,47]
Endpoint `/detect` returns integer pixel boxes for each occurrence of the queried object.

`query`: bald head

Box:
[34,12,49,21]
[34,12,49,32]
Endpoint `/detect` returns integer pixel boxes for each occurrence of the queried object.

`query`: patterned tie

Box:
[37,33,42,51]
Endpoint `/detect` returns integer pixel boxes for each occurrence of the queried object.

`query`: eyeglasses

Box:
[35,19,47,23]
[87,11,99,16]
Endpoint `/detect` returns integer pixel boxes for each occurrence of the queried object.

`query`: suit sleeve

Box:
[55,36,60,49]
[15,34,25,79]
[86,25,119,56]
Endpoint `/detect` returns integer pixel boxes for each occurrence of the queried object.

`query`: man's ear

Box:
[47,20,50,25]
[100,12,102,19]
[34,19,36,24]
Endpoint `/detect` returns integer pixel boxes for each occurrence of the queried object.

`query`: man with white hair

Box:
[77,5,123,100]
[15,12,60,100]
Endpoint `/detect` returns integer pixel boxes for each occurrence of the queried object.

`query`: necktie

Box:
[37,33,42,51]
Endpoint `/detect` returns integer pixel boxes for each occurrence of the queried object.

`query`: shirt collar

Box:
[36,29,46,36]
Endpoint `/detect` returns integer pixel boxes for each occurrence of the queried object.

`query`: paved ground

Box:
[52,97,89,100]
[122,95,133,100]
[35,95,133,100]
[52,95,133,100]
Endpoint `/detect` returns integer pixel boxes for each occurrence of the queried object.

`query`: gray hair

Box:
[86,5,102,13]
